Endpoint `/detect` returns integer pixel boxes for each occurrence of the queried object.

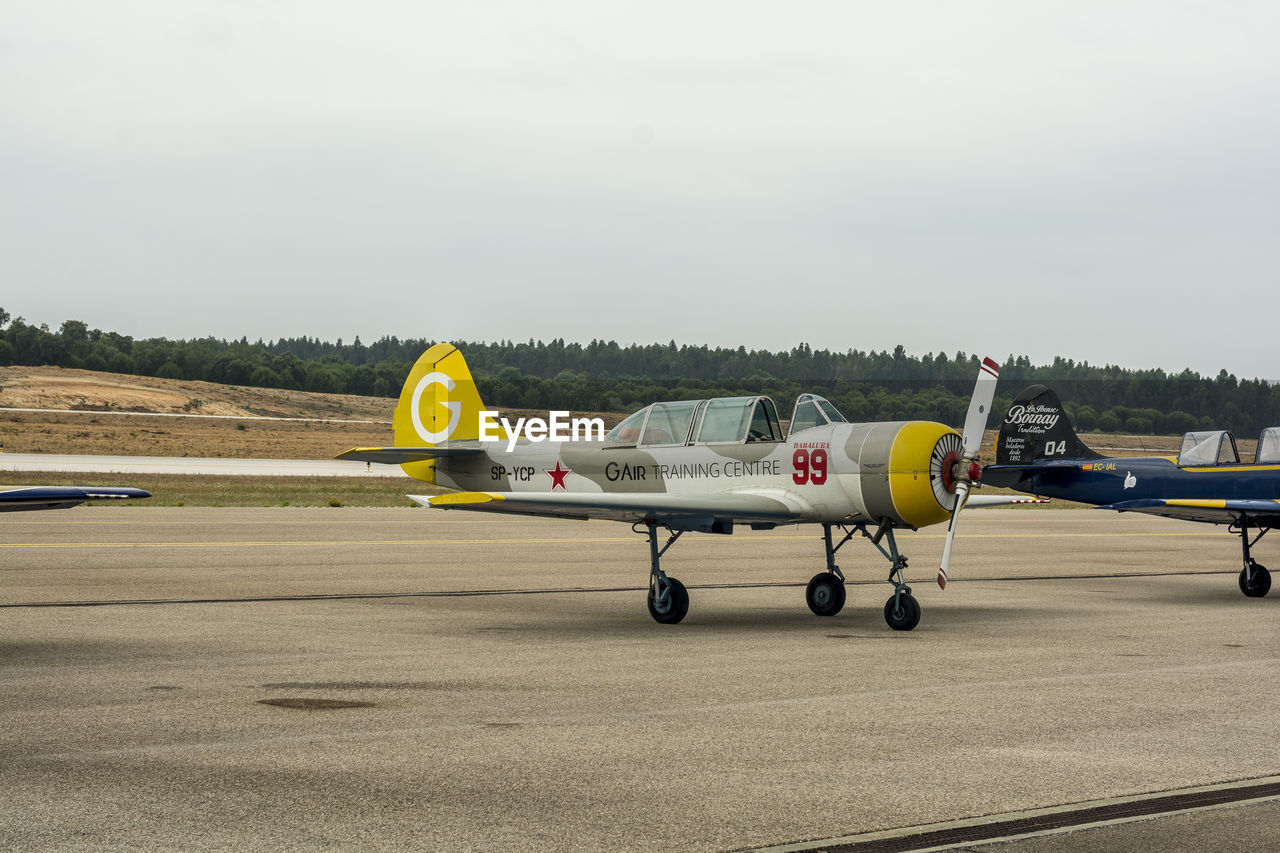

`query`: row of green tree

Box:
[2,309,1277,437]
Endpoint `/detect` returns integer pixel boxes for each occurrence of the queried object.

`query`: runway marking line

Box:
[0,531,1227,549]
[749,775,1280,853]
[0,571,1238,608]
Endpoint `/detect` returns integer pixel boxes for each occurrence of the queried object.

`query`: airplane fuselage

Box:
[1010,457,1280,510]
[433,420,962,529]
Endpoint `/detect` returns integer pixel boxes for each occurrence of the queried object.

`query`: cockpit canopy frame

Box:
[1178,430,1240,466]
[788,393,848,435]
[606,395,791,448]
[1256,427,1280,464]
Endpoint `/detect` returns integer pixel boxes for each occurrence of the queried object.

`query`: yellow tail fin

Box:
[392,343,491,482]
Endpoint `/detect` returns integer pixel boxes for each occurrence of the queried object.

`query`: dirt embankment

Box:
[0,366,623,459]
[0,366,394,458]
[0,365,392,419]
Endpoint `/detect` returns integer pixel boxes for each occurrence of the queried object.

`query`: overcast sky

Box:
[3,2,1278,379]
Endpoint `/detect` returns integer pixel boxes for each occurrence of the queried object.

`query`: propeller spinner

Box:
[937,356,1001,589]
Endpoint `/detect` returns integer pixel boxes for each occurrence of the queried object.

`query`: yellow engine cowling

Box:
[841,421,963,529]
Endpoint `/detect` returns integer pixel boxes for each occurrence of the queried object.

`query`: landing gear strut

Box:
[815,521,921,630]
[642,521,690,623]
[636,518,924,629]
[805,525,848,616]
[1234,522,1272,598]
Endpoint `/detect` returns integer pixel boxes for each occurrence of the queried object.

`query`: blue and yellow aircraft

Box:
[983,385,1280,597]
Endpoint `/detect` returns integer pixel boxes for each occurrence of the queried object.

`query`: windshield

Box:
[1259,427,1280,463]
[696,397,755,443]
[789,393,847,435]
[640,400,700,446]
[1178,430,1239,466]
[605,408,648,444]
[748,399,781,442]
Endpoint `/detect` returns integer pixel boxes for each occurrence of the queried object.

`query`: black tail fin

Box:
[995,385,1102,464]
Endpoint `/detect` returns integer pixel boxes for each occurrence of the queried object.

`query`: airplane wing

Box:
[336,444,485,464]
[964,495,1051,507]
[415,489,816,526]
[0,486,152,513]
[416,489,1044,525]
[1100,498,1280,525]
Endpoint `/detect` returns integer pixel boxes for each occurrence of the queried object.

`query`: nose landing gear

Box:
[1234,523,1272,598]
[814,521,921,630]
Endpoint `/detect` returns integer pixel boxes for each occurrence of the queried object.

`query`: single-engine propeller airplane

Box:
[0,486,151,512]
[340,344,1033,629]
[983,385,1280,598]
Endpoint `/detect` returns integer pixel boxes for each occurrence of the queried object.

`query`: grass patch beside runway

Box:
[0,472,445,507]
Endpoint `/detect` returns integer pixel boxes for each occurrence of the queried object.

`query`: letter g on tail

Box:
[411,372,461,443]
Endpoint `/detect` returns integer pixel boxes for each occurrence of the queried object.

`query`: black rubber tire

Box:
[1239,562,1271,598]
[648,577,690,624]
[806,572,846,616]
[884,592,921,631]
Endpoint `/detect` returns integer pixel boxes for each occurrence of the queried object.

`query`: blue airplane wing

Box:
[0,486,152,512]
[1100,498,1280,525]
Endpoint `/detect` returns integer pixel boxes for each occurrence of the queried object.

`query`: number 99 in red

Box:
[792,448,828,485]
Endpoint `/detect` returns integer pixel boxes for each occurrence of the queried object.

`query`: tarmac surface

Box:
[3,506,1278,850]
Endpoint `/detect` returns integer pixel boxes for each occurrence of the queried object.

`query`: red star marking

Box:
[545,458,572,491]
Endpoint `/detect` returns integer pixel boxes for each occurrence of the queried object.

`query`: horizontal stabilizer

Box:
[335,445,484,465]
[981,460,1080,489]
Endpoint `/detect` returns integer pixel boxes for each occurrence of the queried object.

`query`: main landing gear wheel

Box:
[1239,562,1271,598]
[648,577,689,624]
[884,593,921,631]
[806,572,847,617]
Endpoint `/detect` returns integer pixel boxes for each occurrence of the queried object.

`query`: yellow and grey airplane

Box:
[340,344,1030,629]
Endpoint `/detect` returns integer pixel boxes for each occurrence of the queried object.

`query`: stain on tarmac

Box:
[258,698,377,710]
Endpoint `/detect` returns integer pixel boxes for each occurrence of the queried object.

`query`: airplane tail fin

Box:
[995,385,1102,465]
[390,343,494,482]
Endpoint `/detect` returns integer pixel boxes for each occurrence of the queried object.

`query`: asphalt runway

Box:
[3,507,1278,850]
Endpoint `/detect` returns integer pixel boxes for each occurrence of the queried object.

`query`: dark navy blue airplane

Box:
[982,385,1280,598]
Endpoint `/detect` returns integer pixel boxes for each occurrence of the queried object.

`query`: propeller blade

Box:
[960,357,1001,457]
[938,481,969,588]
[939,356,1001,589]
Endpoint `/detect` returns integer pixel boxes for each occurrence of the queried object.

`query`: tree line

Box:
[1,308,1277,437]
